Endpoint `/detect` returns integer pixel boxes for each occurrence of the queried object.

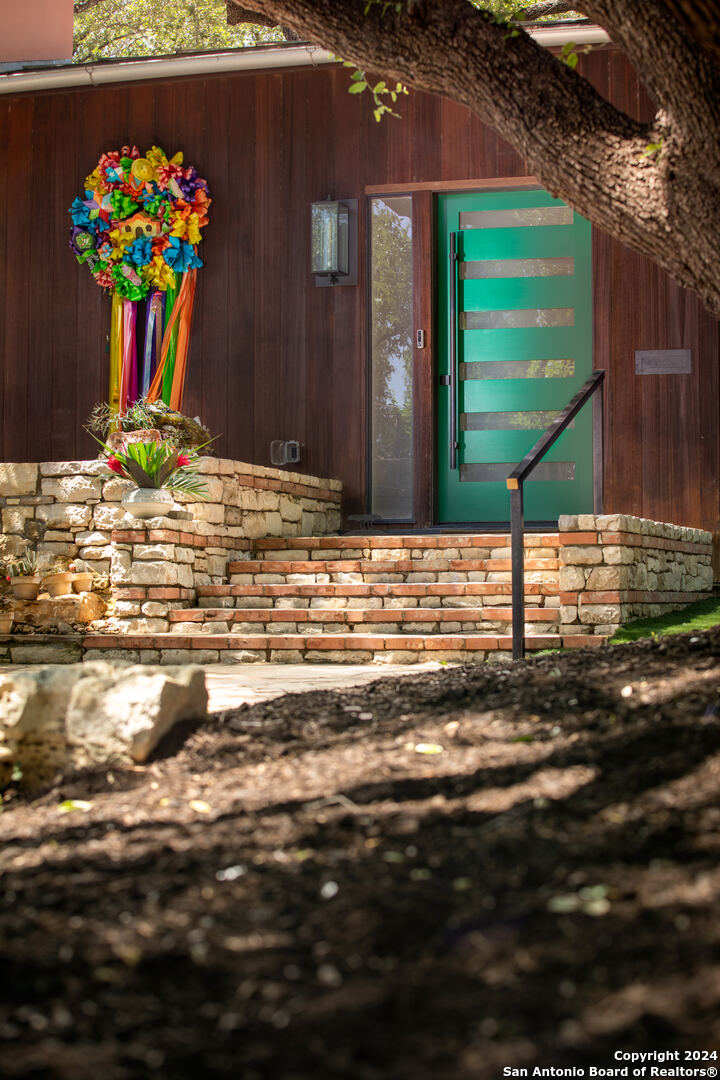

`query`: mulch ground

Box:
[2,629,720,1079]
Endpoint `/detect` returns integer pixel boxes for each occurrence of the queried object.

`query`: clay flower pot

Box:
[43,571,74,598]
[0,614,14,634]
[72,572,95,594]
[121,486,175,519]
[10,576,40,601]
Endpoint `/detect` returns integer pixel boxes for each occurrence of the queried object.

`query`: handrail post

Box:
[510,481,525,660]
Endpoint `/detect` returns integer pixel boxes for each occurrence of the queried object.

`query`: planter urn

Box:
[43,571,74,598]
[9,577,41,601]
[72,572,95,594]
[121,487,175,519]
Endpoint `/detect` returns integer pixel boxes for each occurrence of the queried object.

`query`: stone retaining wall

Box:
[0,458,342,633]
[559,514,713,637]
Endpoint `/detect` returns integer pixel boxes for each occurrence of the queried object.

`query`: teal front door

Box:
[438,189,594,524]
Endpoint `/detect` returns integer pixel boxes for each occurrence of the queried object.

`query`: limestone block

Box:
[142,601,169,617]
[177,563,194,588]
[206,555,229,578]
[560,605,578,623]
[279,495,302,523]
[0,534,28,558]
[602,546,635,565]
[8,642,83,665]
[132,543,176,561]
[175,546,196,564]
[129,560,178,586]
[263,512,283,537]
[42,476,103,503]
[79,546,114,562]
[115,601,142,616]
[159,650,219,664]
[197,456,220,475]
[558,565,587,592]
[82,649,140,664]
[93,504,130,530]
[577,514,597,531]
[558,515,579,532]
[40,461,106,477]
[327,510,342,532]
[74,530,113,547]
[102,477,134,501]
[238,512,268,540]
[14,594,106,629]
[2,507,35,534]
[313,512,327,534]
[65,665,207,766]
[37,503,92,530]
[585,565,625,591]
[223,650,266,664]
[0,463,38,496]
[189,502,225,525]
[579,604,622,625]
[118,617,169,633]
[110,549,132,583]
[237,489,260,511]
[560,546,602,566]
[301,511,315,535]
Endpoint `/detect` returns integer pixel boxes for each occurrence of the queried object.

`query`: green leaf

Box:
[349,81,367,94]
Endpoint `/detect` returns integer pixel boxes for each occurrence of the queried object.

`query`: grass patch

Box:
[610,594,720,643]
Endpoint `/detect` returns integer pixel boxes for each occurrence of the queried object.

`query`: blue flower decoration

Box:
[69,197,91,227]
[162,236,203,272]
[126,237,152,267]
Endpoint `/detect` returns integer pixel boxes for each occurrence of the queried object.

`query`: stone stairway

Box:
[148,533,603,664]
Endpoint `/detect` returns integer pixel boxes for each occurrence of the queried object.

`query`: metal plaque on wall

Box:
[635,349,692,374]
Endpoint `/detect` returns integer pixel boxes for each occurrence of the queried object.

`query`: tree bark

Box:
[229,0,720,318]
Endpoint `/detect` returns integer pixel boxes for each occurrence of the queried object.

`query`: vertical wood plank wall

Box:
[0,48,717,530]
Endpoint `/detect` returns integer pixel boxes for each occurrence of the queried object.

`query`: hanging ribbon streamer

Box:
[109,292,123,426]
[69,144,210,416]
[142,291,164,397]
[161,272,181,404]
[170,268,198,410]
[119,299,138,414]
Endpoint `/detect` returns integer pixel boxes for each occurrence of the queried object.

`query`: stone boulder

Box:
[0,663,208,790]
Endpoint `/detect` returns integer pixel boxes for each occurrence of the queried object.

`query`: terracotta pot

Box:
[72,572,95,594]
[10,576,40,601]
[43,571,74,597]
[0,614,14,634]
[121,486,175,519]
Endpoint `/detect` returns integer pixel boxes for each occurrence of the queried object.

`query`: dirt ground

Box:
[2,629,720,1080]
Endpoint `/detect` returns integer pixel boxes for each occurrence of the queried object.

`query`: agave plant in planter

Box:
[100,440,210,519]
[6,549,41,601]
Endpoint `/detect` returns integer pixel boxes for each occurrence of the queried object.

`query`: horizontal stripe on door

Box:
[459,206,574,229]
[460,461,575,483]
[460,257,574,279]
[461,308,575,330]
[461,411,575,431]
[460,359,575,379]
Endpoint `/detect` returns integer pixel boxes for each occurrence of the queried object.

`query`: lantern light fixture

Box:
[311,198,351,285]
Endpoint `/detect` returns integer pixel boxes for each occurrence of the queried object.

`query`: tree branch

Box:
[521,1,580,19]
[226,1,300,40]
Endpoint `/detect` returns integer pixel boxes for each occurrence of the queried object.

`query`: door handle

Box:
[449,232,459,469]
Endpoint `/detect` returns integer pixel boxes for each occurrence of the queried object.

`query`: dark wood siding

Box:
[0,48,718,530]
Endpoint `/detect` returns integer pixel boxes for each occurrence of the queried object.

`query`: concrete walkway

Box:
[204,662,443,712]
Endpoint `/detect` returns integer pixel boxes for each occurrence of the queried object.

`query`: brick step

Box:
[251,533,561,560]
[226,557,559,585]
[197,581,561,608]
[167,606,560,634]
[76,631,604,665]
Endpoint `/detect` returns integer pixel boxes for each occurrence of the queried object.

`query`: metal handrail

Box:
[506,369,605,660]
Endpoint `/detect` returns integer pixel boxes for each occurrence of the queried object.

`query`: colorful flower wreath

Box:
[69,144,211,301]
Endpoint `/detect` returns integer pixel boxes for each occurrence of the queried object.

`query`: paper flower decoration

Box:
[69,144,211,299]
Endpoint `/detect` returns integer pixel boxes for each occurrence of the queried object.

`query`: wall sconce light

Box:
[311,197,358,287]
